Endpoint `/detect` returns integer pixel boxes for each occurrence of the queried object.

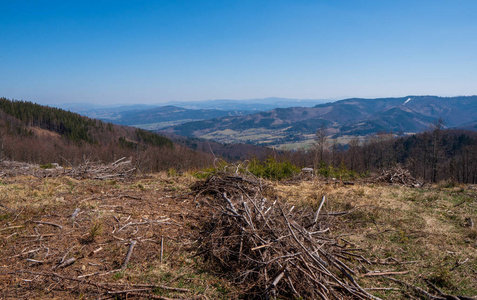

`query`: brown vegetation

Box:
[284,127,477,184]
[1,161,475,299]
[0,167,231,299]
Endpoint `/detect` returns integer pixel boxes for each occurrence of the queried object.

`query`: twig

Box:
[160,235,164,264]
[314,196,326,223]
[0,225,24,232]
[26,258,44,264]
[363,270,409,277]
[120,194,142,200]
[70,208,80,220]
[55,257,76,269]
[121,240,137,271]
[384,276,446,300]
[108,288,150,294]
[32,221,63,229]
[450,258,469,271]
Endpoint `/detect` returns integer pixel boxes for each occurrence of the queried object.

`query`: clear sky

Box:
[1,0,476,105]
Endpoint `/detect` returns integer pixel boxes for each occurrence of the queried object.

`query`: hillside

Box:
[0,97,213,171]
[163,133,274,162]
[163,95,477,149]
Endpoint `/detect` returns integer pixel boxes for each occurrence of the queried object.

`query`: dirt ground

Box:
[1,168,476,299]
[0,172,234,299]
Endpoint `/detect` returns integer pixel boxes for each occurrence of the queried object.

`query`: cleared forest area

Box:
[0,162,475,299]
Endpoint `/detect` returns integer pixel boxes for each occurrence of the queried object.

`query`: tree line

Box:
[299,121,477,183]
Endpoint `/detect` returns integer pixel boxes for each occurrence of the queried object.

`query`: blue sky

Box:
[1,0,476,105]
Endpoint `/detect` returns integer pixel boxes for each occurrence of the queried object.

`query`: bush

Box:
[40,163,54,169]
[317,161,358,181]
[193,160,231,179]
[248,157,300,180]
[193,158,300,181]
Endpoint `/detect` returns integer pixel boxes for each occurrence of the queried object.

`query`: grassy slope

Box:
[0,171,476,299]
[274,180,477,298]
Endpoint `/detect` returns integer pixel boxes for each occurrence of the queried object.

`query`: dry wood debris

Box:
[194,174,381,299]
[193,173,476,299]
[0,168,198,299]
[375,165,423,187]
[1,160,475,299]
[0,157,136,180]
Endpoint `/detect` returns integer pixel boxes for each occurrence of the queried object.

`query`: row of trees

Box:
[305,121,477,183]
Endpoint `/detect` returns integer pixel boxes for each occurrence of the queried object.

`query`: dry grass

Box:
[0,172,234,299]
[1,169,476,299]
[273,179,477,298]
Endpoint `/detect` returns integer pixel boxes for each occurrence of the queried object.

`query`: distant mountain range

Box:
[58,98,329,130]
[163,97,328,111]
[161,96,477,149]
[58,96,477,150]
[59,97,327,112]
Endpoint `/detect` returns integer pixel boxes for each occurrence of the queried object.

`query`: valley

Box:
[65,96,477,150]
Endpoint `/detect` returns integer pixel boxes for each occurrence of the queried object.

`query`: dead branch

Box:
[363,270,409,277]
[384,276,447,300]
[55,257,76,269]
[0,159,136,180]
[121,240,137,271]
[32,221,63,229]
[10,270,187,300]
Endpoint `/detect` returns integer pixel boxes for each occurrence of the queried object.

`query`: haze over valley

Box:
[60,95,477,150]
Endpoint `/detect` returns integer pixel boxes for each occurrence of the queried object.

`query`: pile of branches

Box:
[0,160,40,177]
[0,157,136,180]
[194,174,380,299]
[65,157,136,180]
[375,165,423,187]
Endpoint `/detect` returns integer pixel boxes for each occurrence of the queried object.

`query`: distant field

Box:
[133,119,201,130]
[197,128,370,150]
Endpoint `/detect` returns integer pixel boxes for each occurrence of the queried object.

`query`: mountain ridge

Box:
[59,98,330,130]
[162,95,477,148]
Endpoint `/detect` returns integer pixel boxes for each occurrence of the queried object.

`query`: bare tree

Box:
[313,123,328,171]
[348,138,361,171]
[429,118,446,182]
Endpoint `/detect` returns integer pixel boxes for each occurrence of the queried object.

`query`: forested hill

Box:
[1,97,102,144]
[164,95,477,148]
[0,97,212,171]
